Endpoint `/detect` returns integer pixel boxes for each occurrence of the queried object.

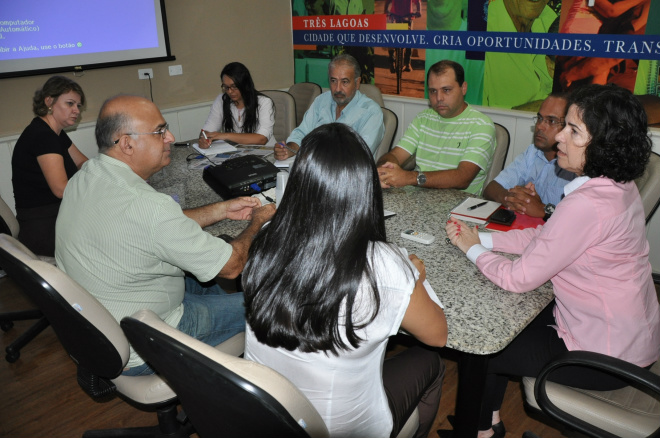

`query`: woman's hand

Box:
[198,130,212,149]
[409,253,426,283]
[445,218,480,254]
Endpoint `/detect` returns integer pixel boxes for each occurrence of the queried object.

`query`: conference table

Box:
[150,145,555,438]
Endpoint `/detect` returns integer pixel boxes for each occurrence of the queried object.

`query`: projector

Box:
[203,155,279,199]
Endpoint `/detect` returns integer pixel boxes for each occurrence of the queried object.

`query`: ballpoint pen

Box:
[467,201,488,211]
[277,141,297,156]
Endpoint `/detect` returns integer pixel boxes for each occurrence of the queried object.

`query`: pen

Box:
[277,141,297,155]
[201,130,208,140]
[467,201,488,211]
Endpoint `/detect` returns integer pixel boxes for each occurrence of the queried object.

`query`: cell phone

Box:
[488,209,516,226]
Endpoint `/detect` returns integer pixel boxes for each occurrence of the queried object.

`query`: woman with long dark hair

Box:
[244,123,448,438]
[447,84,660,438]
[199,62,274,147]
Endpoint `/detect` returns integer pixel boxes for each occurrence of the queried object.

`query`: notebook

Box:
[450,198,501,224]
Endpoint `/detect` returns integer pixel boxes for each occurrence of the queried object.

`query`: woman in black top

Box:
[11,75,88,256]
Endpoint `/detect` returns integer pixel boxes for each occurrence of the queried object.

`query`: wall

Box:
[0,0,295,137]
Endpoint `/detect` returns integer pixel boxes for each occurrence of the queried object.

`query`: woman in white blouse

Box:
[243,123,447,438]
[199,62,275,147]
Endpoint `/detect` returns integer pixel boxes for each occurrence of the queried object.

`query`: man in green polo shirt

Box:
[55,95,275,376]
[377,60,495,195]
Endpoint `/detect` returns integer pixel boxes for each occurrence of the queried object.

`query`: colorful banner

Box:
[295,28,660,59]
[291,0,660,110]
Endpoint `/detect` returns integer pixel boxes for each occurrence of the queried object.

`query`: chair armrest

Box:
[534,351,660,438]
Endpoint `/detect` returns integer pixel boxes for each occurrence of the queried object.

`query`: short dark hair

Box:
[32,75,85,117]
[427,60,465,86]
[95,96,132,153]
[243,123,407,355]
[568,84,651,182]
[328,53,361,82]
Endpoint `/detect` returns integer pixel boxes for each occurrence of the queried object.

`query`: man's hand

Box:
[218,202,276,279]
[377,162,415,188]
[250,203,276,226]
[445,218,480,254]
[224,197,262,221]
[274,142,296,160]
[503,182,545,217]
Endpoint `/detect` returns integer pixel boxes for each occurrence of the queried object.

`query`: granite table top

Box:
[150,145,554,355]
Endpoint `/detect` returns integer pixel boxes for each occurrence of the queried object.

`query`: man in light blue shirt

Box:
[484,93,575,219]
[274,54,384,158]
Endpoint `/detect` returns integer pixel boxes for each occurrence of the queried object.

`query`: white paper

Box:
[274,156,296,168]
[423,279,444,309]
[400,247,445,309]
[450,197,500,222]
[252,188,276,206]
[192,140,238,156]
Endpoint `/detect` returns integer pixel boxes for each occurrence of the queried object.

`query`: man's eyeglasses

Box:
[113,124,170,144]
[533,115,565,127]
[221,84,238,93]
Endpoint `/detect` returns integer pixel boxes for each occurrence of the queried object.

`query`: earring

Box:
[48,107,52,114]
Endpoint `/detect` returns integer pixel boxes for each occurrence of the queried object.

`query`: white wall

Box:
[3,97,660,273]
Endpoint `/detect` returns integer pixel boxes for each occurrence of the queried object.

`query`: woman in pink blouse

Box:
[446,84,660,438]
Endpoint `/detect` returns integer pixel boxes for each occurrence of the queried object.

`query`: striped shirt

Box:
[396,105,495,194]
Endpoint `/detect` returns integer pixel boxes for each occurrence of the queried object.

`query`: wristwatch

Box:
[416,171,427,187]
[543,203,555,222]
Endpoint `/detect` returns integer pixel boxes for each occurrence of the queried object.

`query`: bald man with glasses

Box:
[56,95,275,376]
[483,93,576,220]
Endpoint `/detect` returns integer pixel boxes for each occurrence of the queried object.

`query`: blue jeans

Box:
[123,276,246,376]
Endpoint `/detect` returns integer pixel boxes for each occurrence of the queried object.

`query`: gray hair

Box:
[328,53,361,82]
[95,97,132,153]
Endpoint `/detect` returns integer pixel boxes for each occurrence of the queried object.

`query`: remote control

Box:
[401,229,435,245]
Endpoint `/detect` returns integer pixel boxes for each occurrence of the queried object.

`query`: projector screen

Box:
[0,0,174,78]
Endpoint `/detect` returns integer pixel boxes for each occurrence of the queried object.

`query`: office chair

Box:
[0,233,244,437]
[483,123,510,188]
[359,83,385,107]
[122,309,421,438]
[634,151,660,224]
[122,308,329,438]
[522,351,660,438]
[374,107,398,162]
[288,82,322,125]
[0,195,50,363]
[261,90,297,143]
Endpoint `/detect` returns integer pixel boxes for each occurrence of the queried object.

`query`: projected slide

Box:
[0,0,171,77]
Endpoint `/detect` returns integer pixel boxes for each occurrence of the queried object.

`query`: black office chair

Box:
[0,195,49,363]
[121,309,330,438]
[523,351,660,438]
[0,233,244,437]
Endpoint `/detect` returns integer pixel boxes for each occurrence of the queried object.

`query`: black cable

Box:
[147,74,153,102]
[186,152,216,167]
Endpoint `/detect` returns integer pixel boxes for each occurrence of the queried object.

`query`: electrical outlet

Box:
[168,65,183,76]
[138,68,153,80]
